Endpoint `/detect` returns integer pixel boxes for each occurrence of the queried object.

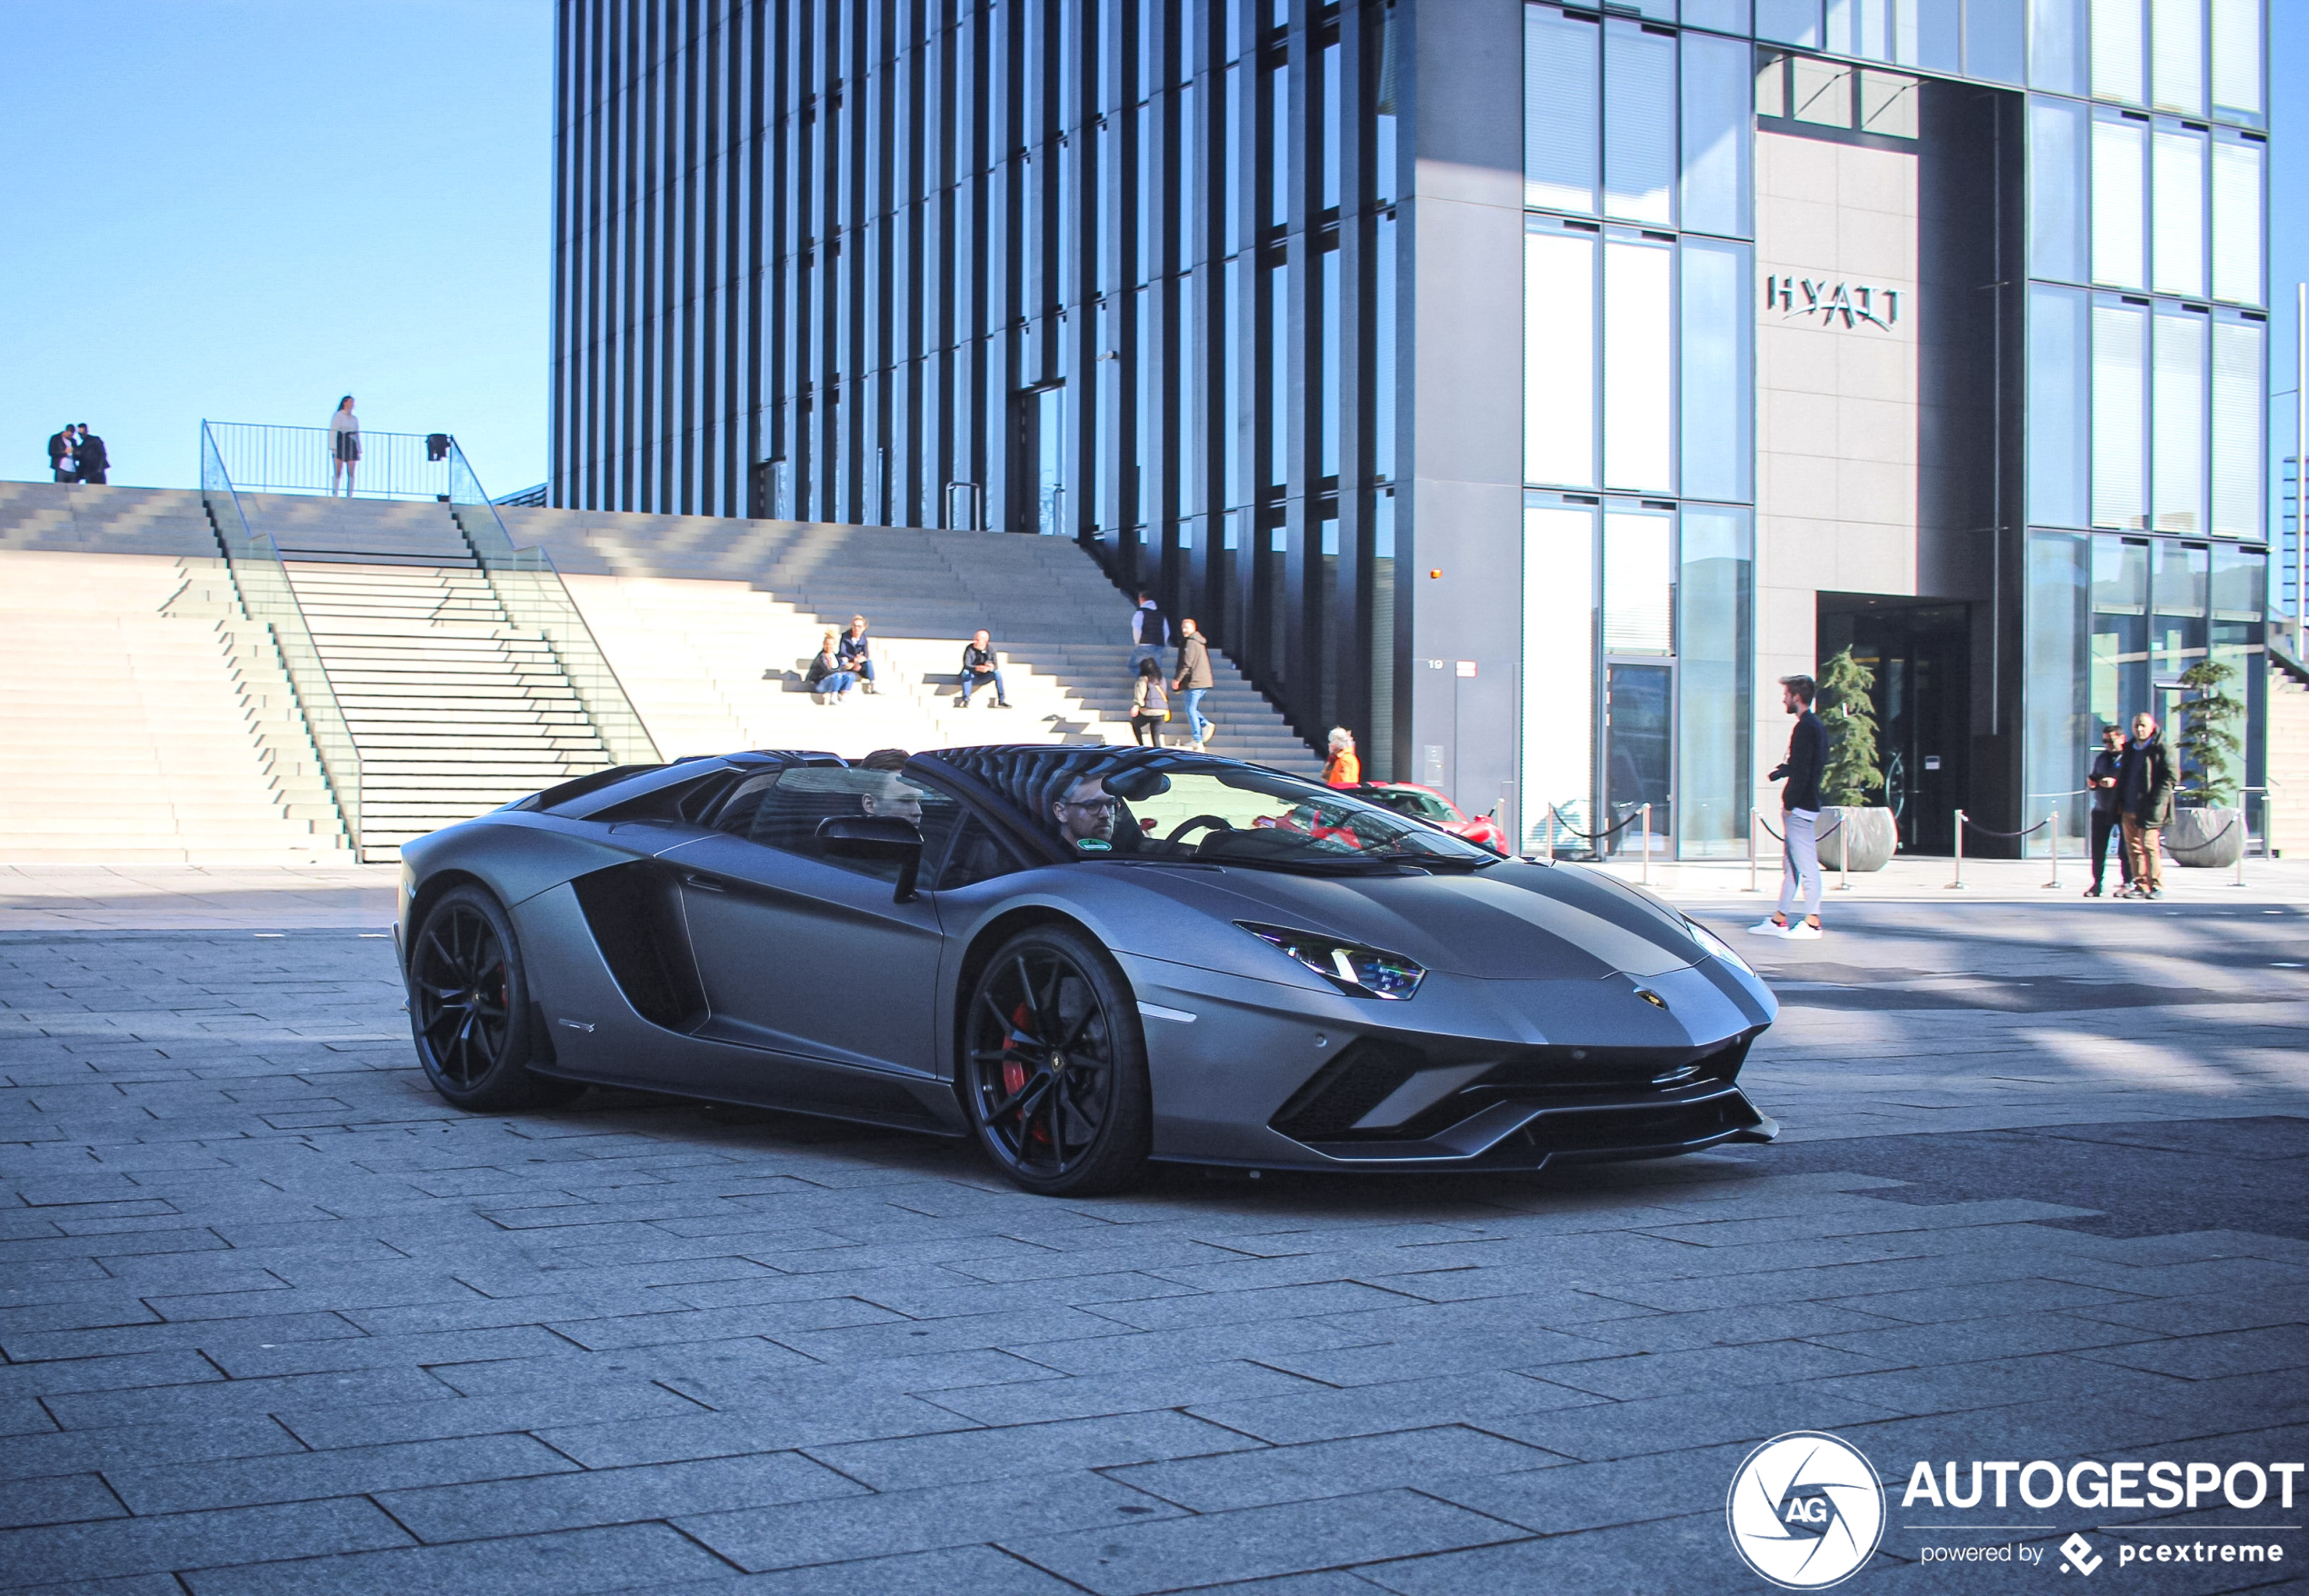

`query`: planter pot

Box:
[2165,804,2244,868]
[1815,806,1897,873]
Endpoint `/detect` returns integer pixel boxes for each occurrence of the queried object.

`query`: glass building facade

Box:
[551,0,2269,856]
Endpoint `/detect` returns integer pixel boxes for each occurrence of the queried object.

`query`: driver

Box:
[1052,774,1119,852]
[858,773,924,828]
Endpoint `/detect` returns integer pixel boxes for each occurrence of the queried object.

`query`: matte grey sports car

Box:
[397,743,1779,1194]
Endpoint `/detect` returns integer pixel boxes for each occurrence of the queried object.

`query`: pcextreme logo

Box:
[1726,1431,1887,1589]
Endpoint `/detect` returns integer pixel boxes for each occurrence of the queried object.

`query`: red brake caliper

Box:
[1003,1002,1051,1142]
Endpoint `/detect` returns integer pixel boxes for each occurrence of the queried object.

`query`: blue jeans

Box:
[815,671,859,697]
[1180,688,1211,743]
[961,670,1007,706]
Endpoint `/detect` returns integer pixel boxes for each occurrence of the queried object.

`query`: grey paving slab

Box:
[0,912,2303,1590]
[1000,1487,1526,1595]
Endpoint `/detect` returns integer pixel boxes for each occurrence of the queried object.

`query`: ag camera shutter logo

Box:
[1727,1431,1886,1588]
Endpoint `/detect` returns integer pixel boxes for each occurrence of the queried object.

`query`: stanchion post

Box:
[1947,810,1966,889]
[2044,808,2061,889]
[2234,803,2248,888]
[1834,813,1852,893]
[1639,803,1652,885]
[1746,809,1759,893]
[1544,803,1555,866]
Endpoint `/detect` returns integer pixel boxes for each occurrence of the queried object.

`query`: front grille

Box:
[1507,1087,1764,1159]
[1268,1040,1424,1142]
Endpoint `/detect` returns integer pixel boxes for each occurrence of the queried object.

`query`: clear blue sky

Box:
[0,0,551,496]
[0,0,2299,522]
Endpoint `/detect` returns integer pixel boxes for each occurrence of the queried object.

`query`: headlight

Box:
[1238,922,1425,1000]
[1684,915,1754,977]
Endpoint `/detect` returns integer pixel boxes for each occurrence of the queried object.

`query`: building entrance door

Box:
[1604,663,1672,856]
[1818,597,1971,855]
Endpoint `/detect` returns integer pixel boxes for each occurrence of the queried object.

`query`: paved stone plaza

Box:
[1,866,2305,1592]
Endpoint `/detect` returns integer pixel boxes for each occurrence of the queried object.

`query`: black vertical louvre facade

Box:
[553,0,1404,769]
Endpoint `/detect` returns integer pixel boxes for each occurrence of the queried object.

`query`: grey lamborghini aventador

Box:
[396,743,1779,1194]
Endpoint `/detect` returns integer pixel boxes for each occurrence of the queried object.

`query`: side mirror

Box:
[817,815,925,901]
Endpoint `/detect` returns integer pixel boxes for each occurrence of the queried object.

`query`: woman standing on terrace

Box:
[328,396,361,496]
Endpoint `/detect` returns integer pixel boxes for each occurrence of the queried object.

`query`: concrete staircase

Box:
[501,508,1322,773]
[282,562,614,858]
[0,481,224,558]
[0,552,351,863]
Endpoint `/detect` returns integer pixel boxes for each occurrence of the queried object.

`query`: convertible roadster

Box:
[397,744,1779,1194]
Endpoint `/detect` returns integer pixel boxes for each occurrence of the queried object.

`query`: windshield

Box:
[931,748,1499,873]
[1367,787,1458,825]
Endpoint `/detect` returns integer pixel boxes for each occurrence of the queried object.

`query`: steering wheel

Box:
[1164,814,1235,844]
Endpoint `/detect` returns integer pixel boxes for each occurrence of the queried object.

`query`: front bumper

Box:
[1121,950,1780,1172]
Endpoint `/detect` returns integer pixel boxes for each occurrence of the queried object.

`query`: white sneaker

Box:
[1745,919,1789,937]
[1781,920,1824,940]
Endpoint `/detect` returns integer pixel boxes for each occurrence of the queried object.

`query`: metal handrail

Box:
[444,441,660,766]
[205,421,456,500]
[200,422,360,850]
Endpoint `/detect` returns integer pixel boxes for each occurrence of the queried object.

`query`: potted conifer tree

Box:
[1815,646,1897,872]
[2167,658,2244,868]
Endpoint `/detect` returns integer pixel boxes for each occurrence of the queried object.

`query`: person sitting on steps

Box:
[805,628,861,703]
[961,630,1009,709]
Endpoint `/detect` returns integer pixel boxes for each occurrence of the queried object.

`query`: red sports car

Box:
[1343,782,1511,854]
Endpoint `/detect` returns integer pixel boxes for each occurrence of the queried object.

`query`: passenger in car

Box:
[1052,775,1120,852]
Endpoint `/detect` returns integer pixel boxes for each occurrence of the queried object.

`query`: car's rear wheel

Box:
[407,885,583,1112]
[960,925,1151,1195]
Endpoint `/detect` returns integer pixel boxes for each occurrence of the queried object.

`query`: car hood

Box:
[1126,859,1704,981]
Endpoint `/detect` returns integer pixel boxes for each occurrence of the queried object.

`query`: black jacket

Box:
[1771,711,1828,812]
[2088,748,2123,815]
[963,643,997,674]
[74,434,108,479]
[46,431,73,472]
[2120,736,2174,826]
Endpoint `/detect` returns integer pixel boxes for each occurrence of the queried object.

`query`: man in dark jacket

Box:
[960,630,1009,708]
[72,426,108,485]
[46,425,75,483]
[1750,673,1828,940]
[2118,711,2174,899]
[2084,723,2131,898]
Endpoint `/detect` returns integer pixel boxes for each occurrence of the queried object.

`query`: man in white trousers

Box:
[1751,673,1828,941]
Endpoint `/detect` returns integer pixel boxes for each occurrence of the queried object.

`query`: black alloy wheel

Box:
[961,925,1151,1195]
[407,885,579,1111]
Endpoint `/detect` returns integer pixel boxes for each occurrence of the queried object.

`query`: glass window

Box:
[2149,0,2204,115]
[2029,96,2089,283]
[1603,238,1674,494]
[2209,316,2264,538]
[937,813,1025,890]
[1525,7,1601,215]
[2091,298,2148,531]
[1271,60,1290,231]
[1604,21,1675,226]
[1754,0,1822,48]
[1680,31,1753,240]
[1965,0,2026,83]
[2024,531,2092,851]
[2154,537,2209,613]
[2209,0,2262,118]
[1375,212,1397,481]
[2149,125,2205,300]
[1899,0,1961,73]
[2030,0,2089,93]
[1683,0,1752,32]
[1521,503,1596,848]
[1790,57,1850,127]
[2210,135,2263,305]
[1755,52,1787,117]
[1320,40,1340,213]
[1224,261,1245,506]
[2090,115,2146,290]
[1319,242,1340,479]
[2028,284,2092,528]
[1267,257,1288,486]
[1680,237,1753,503]
[1676,504,1751,858]
[1604,510,1674,654]
[1858,70,1920,137]
[2092,535,2152,735]
[2151,307,2206,534]
[1524,224,1597,488]
[2092,0,2144,102]
[2210,543,2262,617]
[1224,62,1244,256]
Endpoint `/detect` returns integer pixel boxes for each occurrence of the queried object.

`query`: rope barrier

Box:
[1546,809,1642,844]
[1958,814,2050,840]
[1754,813,1843,844]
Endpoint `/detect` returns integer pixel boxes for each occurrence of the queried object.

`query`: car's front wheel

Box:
[960,924,1152,1195]
[407,884,583,1112]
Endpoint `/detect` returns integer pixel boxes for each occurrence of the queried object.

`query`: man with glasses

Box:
[1052,775,1120,852]
[2084,723,2131,899]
